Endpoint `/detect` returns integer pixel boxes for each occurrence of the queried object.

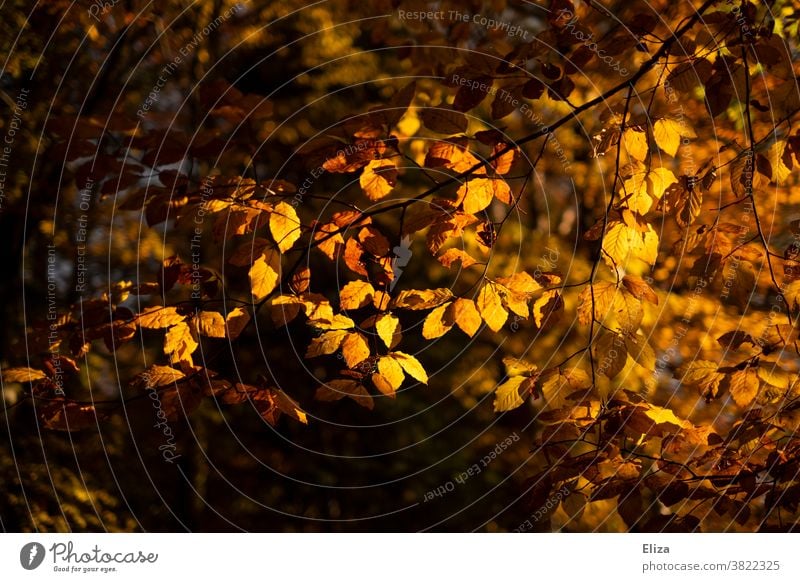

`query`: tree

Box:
[3,0,800,532]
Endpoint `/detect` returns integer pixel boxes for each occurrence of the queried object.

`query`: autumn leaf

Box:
[422,303,455,339]
[375,313,400,348]
[249,244,281,300]
[391,288,453,310]
[341,332,370,368]
[457,178,510,214]
[225,307,251,340]
[137,306,185,329]
[494,376,533,412]
[164,322,199,367]
[621,128,648,161]
[192,311,226,338]
[727,368,760,407]
[306,330,349,357]
[133,365,186,388]
[477,283,508,332]
[391,352,428,384]
[2,367,48,383]
[452,298,482,337]
[339,280,375,310]
[377,356,405,392]
[360,159,397,200]
[653,118,696,157]
[269,201,302,253]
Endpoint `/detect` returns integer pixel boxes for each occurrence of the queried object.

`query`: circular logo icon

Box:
[20,542,46,570]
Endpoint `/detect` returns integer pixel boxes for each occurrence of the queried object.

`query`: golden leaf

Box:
[477,283,508,332]
[622,128,648,161]
[133,365,185,388]
[2,367,47,383]
[728,368,760,407]
[653,118,694,157]
[391,288,453,310]
[457,178,507,214]
[359,159,397,201]
[341,332,370,368]
[437,248,477,269]
[249,245,281,300]
[164,322,198,367]
[269,201,302,253]
[391,351,428,384]
[452,298,482,337]
[375,313,400,348]
[422,303,455,339]
[314,223,345,260]
[339,280,375,310]
[493,376,531,412]
[192,311,226,338]
[377,356,405,391]
[137,306,185,329]
[305,330,349,358]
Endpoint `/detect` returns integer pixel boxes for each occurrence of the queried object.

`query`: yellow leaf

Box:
[341,332,370,368]
[193,311,226,338]
[422,303,455,339]
[653,118,694,157]
[164,322,198,367]
[457,178,501,214]
[622,128,648,161]
[225,307,251,340]
[269,201,302,253]
[477,283,508,332]
[437,248,477,269]
[602,221,659,268]
[493,376,530,412]
[137,306,185,329]
[2,367,47,383]
[309,313,355,331]
[502,357,537,377]
[767,138,791,184]
[339,280,375,310]
[644,406,687,428]
[452,298,482,337]
[314,223,345,260]
[305,330,349,357]
[375,313,400,348]
[728,368,760,407]
[372,373,396,397]
[378,356,405,391]
[539,367,591,409]
[391,288,453,310]
[577,282,617,325]
[359,159,397,201]
[646,167,677,200]
[134,365,185,388]
[249,245,281,300]
[496,271,540,295]
[391,351,428,384]
[677,360,723,398]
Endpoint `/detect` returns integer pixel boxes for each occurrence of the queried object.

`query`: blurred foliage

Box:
[3,0,800,532]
